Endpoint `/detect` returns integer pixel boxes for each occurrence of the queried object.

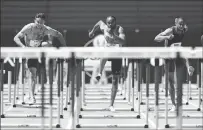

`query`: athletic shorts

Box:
[27,59,39,68]
[168,59,185,72]
[108,59,122,75]
[27,59,45,69]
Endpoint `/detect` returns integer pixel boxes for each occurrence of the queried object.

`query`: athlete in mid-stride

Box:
[89,16,126,111]
[154,17,194,111]
[14,13,66,104]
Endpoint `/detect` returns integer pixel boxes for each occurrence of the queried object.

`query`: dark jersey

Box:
[168,26,186,46]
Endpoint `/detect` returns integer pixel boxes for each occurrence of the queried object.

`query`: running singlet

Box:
[19,23,57,47]
[168,26,186,47]
[100,23,123,47]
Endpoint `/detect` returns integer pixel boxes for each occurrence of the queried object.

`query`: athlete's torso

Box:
[24,23,48,47]
[100,24,122,47]
[168,26,185,47]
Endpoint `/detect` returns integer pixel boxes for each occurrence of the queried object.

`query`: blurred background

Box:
[1,0,203,83]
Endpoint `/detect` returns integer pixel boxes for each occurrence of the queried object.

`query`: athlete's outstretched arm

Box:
[113,26,126,45]
[45,26,66,47]
[89,20,106,38]
[154,28,173,42]
[14,24,31,47]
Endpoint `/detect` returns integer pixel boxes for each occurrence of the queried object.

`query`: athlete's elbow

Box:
[13,36,19,43]
[154,36,162,42]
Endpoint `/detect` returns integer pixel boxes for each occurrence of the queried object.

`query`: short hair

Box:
[175,16,184,24]
[35,13,46,20]
[106,16,116,22]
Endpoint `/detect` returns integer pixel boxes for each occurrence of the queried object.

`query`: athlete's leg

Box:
[109,59,122,111]
[27,59,38,104]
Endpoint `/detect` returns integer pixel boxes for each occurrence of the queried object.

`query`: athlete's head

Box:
[34,13,46,25]
[175,17,185,31]
[106,16,116,30]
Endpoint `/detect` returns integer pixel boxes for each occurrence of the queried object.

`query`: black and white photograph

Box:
[0,0,203,129]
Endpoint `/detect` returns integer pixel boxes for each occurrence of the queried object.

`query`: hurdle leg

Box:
[8,71,12,103]
[201,60,203,108]
[161,65,165,92]
[123,58,127,100]
[21,59,25,104]
[0,61,5,118]
[164,60,170,128]
[16,62,22,100]
[81,60,86,107]
[145,59,150,128]
[127,62,131,104]
[140,79,144,105]
[70,53,76,129]
[64,61,70,110]
[131,60,135,111]
[197,59,201,111]
[189,74,192,100]
[135,61,138,100]
[137,60,141,118]
[120,58,124,96]
[60,59,64,118]
[56,59,61,128]
[186,74,189,105]
[79,60,83,117]
[154,59,160,129]
[12,59,18,107]
[76,60,81,128]
[48,59,54,129]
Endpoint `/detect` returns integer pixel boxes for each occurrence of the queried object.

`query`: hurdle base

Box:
[13,104,16,107]
[165,124,170,128]
[140,102,144,105]
[123,97,126,100]
[22,102,25,105]
[78,124,146,128]
[186,102,189,105]
[80,108,83,111]
[16,97,19,100]
[131,108,134,111]
[144,124,148,128]
[76,124,81,128]
[79,115,82,118]
[60,115,63,118]
[1,114,5,118]
[64,107,67,111]
[68,102,70,105]
[189,97,192,100]
[136,115,140,119]
[56,124,60,128]
[197,108,201,111]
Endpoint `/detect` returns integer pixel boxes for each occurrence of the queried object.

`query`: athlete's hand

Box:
[104,30,115,43]
[167,34,174,40]
[104,35,115,43]
[89,30,95,38]
[188,66,194,76]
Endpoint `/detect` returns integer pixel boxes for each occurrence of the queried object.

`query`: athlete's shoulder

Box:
[170,26,176,32]
[23,23,34,29]
[43,24,50,29]
[117,25,123,29]
[116,25,124,33]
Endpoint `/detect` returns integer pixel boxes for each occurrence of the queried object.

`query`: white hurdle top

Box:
[0,47,202,59]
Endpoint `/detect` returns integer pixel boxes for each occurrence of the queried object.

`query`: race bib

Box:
[30,40,41,47]
[170,42,182,47]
